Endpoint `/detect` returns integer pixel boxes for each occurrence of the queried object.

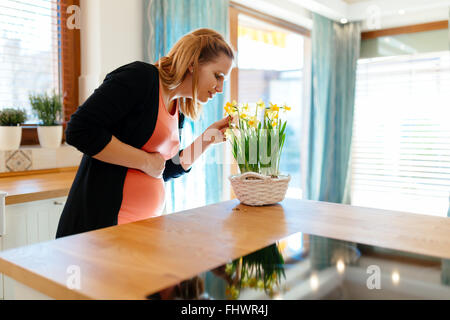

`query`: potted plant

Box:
[28,91,63,148]
[224,100,291,206]
[0,108,27,150]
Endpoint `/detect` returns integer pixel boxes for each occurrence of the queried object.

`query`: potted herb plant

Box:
[0,108,27,150]
[224,100,291,206]
[28,91,63,148]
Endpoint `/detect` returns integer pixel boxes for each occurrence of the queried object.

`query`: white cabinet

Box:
[0,196,67,300]
[2,197,66,250]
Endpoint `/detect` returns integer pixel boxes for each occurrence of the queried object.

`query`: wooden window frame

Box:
[361,20,448,40]
[227,2,311,197]
[21,0,81,146]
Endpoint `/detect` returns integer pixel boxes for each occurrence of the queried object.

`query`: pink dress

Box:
[117,86,180,225]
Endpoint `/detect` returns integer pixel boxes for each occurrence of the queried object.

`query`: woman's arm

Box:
[179,131,214,171]
[179,116,231,171]
[93,136,166,179]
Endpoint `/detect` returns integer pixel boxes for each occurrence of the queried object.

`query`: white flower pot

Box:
[0,126,22,151]
[37,125,63,148]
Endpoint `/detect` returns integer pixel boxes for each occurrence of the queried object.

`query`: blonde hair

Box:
[155,28,235,120]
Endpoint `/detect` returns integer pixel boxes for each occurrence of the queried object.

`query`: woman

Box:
[56,28,234,238]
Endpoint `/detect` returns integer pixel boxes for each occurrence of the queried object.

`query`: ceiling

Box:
[233,0,450,31]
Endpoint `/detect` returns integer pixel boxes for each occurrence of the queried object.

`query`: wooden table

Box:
[1,198,450,300]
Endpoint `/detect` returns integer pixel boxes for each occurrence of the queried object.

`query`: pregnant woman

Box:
[56,28,234,238]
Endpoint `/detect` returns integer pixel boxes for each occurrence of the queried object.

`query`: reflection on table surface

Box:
[146,232,450,300]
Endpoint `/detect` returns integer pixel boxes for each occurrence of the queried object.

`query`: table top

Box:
[0,168,77,205]
[1,198,450,299]
[150,231,450,300]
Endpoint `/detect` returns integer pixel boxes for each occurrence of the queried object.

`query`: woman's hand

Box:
[141,152,166,179]
[204,115,235,145]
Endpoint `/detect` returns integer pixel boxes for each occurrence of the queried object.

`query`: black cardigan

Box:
[56,61,191,239]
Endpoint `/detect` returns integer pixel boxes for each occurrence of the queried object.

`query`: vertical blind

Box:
[0,0,60,120]
[351,51,450,216]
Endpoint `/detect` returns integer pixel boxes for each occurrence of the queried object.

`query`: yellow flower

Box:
[226,285,240,300]
[243,103,249,112]
[248,116,259,128]
[225,264,233,275]
[224,101,238,116]
[265,110,278,121]
[256,99,265,109]
[257,280,264,289]
[283,104,291,111]
[269,103,280,112]
[271,120,277,127]
[224,105,232,115]
[240,113,248,120]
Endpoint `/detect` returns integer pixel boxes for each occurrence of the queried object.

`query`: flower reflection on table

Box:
[211,243,286,299]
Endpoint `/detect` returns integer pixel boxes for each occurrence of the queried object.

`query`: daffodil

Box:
[269,103,280,112]
[226,285,240,300]
[240,113,248,120]
[224,105,232,116]
[225,264,233,275]
[224,101,238,116]
[257,280,264,289]
[226,98,289,176]
[256,99,265,109]
[248,278,257,288]
[265,110,278,121]
[248,116,259,128]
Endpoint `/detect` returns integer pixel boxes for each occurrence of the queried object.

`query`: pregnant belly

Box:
[118,169,165,225]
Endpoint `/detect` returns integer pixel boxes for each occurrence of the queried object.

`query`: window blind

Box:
[0,0,60,121]
[351,51,450,217]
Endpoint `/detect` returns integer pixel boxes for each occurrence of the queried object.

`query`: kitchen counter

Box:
[1,198,450,299]
[0,168,77,205]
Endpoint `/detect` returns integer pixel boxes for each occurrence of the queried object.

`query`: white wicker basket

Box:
[229,172,291,206]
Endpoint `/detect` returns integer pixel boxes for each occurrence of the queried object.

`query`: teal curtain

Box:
[305,14,361,271]
[305,13,361,204]
[143,0,230,212]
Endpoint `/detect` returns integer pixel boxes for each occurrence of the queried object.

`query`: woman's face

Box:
[190,53,233,104]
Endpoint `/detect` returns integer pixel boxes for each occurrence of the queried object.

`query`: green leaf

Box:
[0,108,27,126]
[28,90,62,126]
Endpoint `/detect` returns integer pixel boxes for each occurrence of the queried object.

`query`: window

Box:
[164,9,309,214]
[0,0,60,122]
[350,51,450,216]
[237,13,308,199]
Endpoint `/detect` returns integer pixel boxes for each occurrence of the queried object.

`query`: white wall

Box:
[79,0,144,102]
